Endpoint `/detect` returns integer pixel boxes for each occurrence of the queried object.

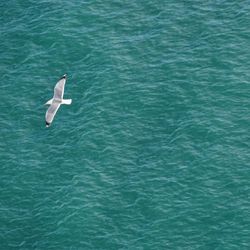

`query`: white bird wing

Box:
[45,101,61,126]
[53,74,66,100]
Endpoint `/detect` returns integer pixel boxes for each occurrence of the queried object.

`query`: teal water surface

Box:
[1,1,250,249]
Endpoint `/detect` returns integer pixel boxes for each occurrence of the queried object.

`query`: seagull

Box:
[45,74,72,127]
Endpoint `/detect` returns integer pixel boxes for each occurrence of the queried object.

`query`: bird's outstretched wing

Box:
[45,101,61,127]
[53,74,66,100]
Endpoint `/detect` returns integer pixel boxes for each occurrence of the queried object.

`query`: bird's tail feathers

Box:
[62,99,72,105]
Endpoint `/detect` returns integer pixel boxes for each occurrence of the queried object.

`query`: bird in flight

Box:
[45,74,72,127]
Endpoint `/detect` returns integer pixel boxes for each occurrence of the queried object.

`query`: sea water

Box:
[0,1,249,249]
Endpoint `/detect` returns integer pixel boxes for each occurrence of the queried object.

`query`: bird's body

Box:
[45,74,72,127]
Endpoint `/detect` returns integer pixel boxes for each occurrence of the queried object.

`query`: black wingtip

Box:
[46,121,50,127]
[61,74,67,79]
